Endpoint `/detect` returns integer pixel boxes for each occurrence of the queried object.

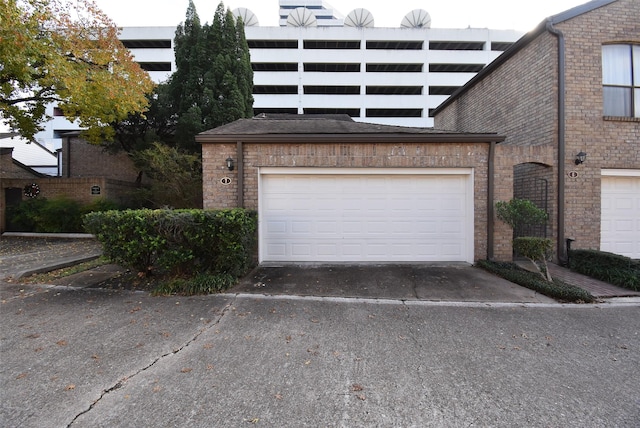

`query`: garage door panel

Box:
[261,171,472,262]
[601,174,640,259]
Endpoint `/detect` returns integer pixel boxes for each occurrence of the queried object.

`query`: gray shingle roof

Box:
[197,114,504,143]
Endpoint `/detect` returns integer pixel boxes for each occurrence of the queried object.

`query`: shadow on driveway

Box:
[233,263,556,303]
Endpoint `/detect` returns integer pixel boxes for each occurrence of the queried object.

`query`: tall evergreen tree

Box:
[167,1,253,153]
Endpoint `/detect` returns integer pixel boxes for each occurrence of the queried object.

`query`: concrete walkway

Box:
[548,263,640,298]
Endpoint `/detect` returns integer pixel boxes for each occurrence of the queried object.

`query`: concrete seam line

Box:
[65,295,238,427]
[223,293,640,309]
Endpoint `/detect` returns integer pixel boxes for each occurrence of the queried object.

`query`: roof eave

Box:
[196,133,506,144]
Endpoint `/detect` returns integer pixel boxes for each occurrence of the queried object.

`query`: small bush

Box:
[569,250,639,291]
[6,197,47,232]
[6,197,122,233]
[81,198,121,214]
[476,260,595,303]
[37,197,83,232]
[83,208,258,290]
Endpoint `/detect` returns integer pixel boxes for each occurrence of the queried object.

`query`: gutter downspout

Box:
[65,136,71,178]
[487,141,496,260]
[236,141,244,208]
[546,20,567,264]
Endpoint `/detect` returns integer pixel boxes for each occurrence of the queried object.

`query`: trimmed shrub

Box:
[37,197,83,232]
[569,250,639,291]
[6,197,121,233]
[476,260,595,303]
[6,197,48,232]
[495,198,548,230]
[83,208,257,288]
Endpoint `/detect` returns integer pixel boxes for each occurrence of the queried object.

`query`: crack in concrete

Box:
[66,295,237,427]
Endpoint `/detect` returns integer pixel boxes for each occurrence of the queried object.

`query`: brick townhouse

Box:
[198,0,639,264]
[434,0,639,261]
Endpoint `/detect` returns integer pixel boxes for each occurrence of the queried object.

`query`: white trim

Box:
[259,167,473,176]
[601,169,640,177]
[258,167,475,263]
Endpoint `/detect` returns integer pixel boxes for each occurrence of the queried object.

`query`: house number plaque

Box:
[220,177,232,185]
[567,171,579,178]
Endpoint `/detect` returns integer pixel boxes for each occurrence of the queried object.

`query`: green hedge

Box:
[476,260,595,303]
[6,197,121,233]
[569,249,639,291]
[83,208,257,282]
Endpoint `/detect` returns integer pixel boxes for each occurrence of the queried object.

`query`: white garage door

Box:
[259,168,474,263]
[601,170,640,258]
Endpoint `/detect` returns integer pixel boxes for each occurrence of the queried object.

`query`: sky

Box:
[94,0,591,32]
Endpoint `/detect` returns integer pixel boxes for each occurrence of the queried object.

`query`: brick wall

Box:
[203,141,506,261]
[436,0,640,256]
[62,136,145,183]
[0,177,138,232]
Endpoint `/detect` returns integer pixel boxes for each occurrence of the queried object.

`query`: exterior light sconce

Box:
[226,157,234,171]
[574,151,587,165]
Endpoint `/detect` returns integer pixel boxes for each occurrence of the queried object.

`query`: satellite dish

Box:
[286,7,318,27]
[344,8,374,28]
[232,8,259,26]
[401,9,431,28]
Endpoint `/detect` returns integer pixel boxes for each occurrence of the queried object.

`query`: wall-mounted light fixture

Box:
[574,151,587,165]
[226,157,234,171]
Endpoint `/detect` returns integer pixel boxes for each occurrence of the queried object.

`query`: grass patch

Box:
[152,273,237,296]
[476,260,595,303]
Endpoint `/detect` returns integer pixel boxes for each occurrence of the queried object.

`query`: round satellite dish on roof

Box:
[286,7,318,27]
[401,9,431,28]
[232,8,259,26]
[344,8,374,28]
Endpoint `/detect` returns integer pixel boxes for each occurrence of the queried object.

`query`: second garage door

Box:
[259,168,474,263]
[601,171,640,259]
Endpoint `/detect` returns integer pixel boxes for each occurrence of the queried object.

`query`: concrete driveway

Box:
[233,263,556,303]
[1,287,639,427]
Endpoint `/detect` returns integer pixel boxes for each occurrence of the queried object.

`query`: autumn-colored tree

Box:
[0,0,154,142]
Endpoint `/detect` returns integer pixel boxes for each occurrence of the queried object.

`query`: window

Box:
[304,86,360,94]
[252,63,298,71]
[366,86,422,95]
[428,86,460,95]
[429,41,484,51]
[121,39,171,49]
[366,109,422,118]
[366,40,423,50]
[602,44,639,117]
[303,40,360,49]
[367,63,423,73]
[253,85,298,94]
[304,63,360,72]
[429,63,484,73]
[248,40,298,49]
[137,62,171,72]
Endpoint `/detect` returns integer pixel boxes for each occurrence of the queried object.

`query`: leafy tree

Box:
[496,198,554,281]
[132,142,203,209]
[0,0,154,143]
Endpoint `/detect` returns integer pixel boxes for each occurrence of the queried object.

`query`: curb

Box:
[2,232,96,239]
[12,254,102,279]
